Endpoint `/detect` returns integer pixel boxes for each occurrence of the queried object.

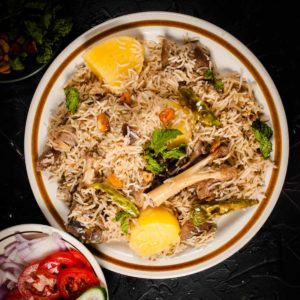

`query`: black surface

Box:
[1,1,300,299]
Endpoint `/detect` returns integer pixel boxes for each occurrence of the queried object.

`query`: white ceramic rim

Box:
[24,12,289,279]
[0,224,109,297]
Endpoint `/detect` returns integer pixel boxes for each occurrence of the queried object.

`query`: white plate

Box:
[24,12,289,279]
[0,224,108,297]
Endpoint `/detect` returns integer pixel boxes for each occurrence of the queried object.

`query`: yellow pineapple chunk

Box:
[83,36,144,92]
[129,207,180,257]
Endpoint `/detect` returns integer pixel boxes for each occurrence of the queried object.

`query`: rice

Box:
[40,38,272,257]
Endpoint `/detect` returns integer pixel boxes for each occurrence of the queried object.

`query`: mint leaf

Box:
[252,119,273,140]
[259,136,272,159]
[252,119,273,159]
[144,129,186,174]
[161,144,186,159]
[150,128,182,155]
[144,154,165,174]
[64,87,80,113]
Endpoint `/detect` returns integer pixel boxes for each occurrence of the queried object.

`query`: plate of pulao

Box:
[25,12,288,278]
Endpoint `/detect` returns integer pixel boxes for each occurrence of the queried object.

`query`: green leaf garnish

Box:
[64,87,80,113]
[144,129,186,174]
[9,57,24,71]
[204,69,214,80]
[213,79,224,91]
[252,119,273,159]
[24,20,45,45]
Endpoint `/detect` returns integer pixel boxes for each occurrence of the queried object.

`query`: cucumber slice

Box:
[76,286,107,300]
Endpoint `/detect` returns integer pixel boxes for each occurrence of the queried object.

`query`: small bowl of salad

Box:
[0,224,108,300]
[0,0,73,83]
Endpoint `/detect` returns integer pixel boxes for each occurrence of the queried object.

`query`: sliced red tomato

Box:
[5,288,26,300]
[18,262,60,300]
[57,267,100,299]
[68,249,92,270]
[37,250,87,275]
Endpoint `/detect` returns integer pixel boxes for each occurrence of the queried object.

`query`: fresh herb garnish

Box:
[53,18,73,41]
[213,79,224,92]
[149,128,183,155]
[144,152,165,174]
[9,57,24,70]
[115,210,131,234]
[24,20,45,45]
[43,13,52,29]
[204,69,214,80]
[64,87,80,113]
[252,119,273,159]
[36,42,53,64]
[0,0,73,75]
[203,68,224,92]
[144,128,186,174]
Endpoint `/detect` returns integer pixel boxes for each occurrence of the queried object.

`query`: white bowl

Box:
[24,12,289,279]
[0,224,108,297]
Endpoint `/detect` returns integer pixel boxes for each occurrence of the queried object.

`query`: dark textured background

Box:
[1,1,300,299]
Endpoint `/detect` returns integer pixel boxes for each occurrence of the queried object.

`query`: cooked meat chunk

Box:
[196,179,217,200]
[51,126,77,152]
[180,220,213,240]
[121,123,139,144]
[82,155,96,185]
[36,148,60,171]
[193,45,209,69]
[66,202,104,243]
[66,219,103,244]
[161,39,171,69]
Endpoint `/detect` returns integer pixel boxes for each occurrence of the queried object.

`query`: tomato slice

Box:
[37,250,87,275]
[57,267,100,299]
[18,262,60,300]
[68,249,92,270]
[4,288,26,300]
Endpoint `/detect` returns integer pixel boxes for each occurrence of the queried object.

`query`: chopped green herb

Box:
[9,57,24,71]
[53,18,73,40]
[36,43,53,64]
[149,128,183,155]
[64,86,80,113]
[43,12,52,29]
[24,20,45,45]
[213,79,224,91]
[1,0,73,73]
[115,210,131,234]
[144,153,165,174]
[161,144,186,159]
[203,68,224,92]
[204,69,214,80]
[144,129,186,174]
[252,119,273,159]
